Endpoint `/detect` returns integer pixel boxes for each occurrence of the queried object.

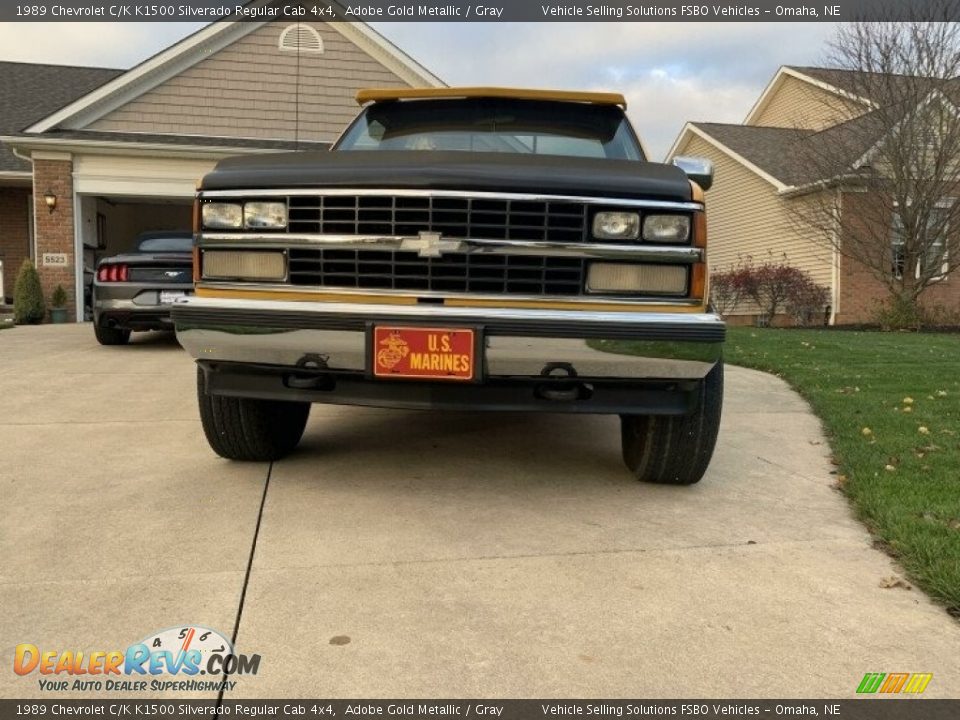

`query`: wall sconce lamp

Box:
[44,190,57,213]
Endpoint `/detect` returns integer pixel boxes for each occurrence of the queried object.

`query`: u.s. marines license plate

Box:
[372,326,475,381]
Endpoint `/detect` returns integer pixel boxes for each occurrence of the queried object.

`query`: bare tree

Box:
[788,4,960,318]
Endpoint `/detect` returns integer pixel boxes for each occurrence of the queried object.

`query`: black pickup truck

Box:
[173,88,725,484]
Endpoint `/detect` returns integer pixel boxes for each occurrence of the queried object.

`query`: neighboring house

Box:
[0,18,442,320]
[668,65,960,325]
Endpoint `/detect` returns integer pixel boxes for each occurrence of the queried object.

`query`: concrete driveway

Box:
[1,324,958,698]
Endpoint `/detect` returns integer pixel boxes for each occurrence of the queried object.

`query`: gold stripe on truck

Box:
[196,286,706,313]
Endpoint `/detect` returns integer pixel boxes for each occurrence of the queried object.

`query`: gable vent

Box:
[279,24,324,53]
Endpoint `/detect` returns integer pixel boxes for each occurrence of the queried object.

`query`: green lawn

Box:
[725,327,960,611]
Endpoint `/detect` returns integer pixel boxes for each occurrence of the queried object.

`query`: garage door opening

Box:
[78,195,192,320]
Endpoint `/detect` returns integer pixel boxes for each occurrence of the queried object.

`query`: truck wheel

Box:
[620,361,723,485]
[94,323,130,346]
[196,367,310,461]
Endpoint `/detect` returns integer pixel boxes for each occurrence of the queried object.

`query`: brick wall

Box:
[0,186,31,304]
[836,192,960,324]
[32,158,75,320]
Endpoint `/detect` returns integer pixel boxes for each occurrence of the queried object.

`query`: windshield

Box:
[335,98,644,161]
[138,235,193,253]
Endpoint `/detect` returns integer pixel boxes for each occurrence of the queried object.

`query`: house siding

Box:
[680,135,834,322]
[0,186,31,303]
[752,74,862,130]
[89,22,410,142]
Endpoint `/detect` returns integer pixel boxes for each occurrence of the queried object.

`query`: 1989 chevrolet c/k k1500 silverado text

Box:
[173,87,725,484]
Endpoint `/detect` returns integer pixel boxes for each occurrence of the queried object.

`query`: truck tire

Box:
[94,323,130,346]
[196,367,310,461]
[620,361,723,485]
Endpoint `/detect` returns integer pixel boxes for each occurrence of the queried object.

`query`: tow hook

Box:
[285,354,335,391]
[535,362,592,402]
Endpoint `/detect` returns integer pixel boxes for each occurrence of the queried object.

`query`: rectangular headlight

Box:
[642,214,690,243]
[202,202,243,229]
[202,251,286,281]
[587,263,688,295]
[244,201,287,230]
[593,211,640,240]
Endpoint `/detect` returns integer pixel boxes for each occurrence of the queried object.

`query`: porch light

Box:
[43,190,57,213]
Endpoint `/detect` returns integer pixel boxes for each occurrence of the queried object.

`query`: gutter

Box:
[0,135,301,161]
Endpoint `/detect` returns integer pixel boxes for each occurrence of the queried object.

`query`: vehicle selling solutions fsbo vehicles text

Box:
[540,4,768,17]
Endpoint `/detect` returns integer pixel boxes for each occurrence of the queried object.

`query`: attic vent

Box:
[279,24,324,53]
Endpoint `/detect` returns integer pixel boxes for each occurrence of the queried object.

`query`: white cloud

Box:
[374,22,837,158]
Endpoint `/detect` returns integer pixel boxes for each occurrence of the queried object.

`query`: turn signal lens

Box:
[202,202,243,229]
[202,251,286,281]
[592,211,640,240]
[586,263,688,295]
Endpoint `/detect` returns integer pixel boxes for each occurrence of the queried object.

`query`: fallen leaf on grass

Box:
[879,577,912,590]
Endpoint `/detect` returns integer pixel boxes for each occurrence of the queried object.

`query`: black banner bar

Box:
[2,0,960,23]
[2,700,959,720]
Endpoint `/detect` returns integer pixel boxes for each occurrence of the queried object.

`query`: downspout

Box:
[830,187,841,325]
[11,147,36,262]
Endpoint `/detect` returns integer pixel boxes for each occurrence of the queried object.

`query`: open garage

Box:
[1,18,442,321]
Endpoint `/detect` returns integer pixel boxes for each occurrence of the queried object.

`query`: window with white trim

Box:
[891,206,950,281]
[278,24,323,54]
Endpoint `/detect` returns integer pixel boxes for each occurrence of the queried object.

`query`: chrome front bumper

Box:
[173,297,724,381]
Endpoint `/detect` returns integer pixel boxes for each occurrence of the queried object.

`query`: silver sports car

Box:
[92,231,194,345]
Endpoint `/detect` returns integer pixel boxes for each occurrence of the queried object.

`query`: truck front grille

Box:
[287,195,587,243]
[288,248,587,296]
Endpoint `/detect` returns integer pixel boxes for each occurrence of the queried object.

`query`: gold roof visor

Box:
[356,87,628,109]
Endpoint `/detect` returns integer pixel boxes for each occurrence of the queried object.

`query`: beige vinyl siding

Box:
[680,135,834,314]
[753,75,863,130]
[89,22,410,142]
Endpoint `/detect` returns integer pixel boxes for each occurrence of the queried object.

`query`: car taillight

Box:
[98,264,129,282]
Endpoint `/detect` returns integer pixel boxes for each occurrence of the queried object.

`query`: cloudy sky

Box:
[0,22,837,158]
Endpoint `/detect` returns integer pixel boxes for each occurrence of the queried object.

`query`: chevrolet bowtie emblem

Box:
[400,231,464,258]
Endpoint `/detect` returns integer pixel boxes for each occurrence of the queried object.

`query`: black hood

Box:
[200,150,693,202]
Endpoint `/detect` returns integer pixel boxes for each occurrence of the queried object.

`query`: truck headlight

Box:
[592,211,640,240]
[642,215,690,243]
[586,263,688,294]
[244,201,287,230]
[202,202,243,229]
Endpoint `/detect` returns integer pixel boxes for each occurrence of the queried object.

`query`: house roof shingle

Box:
[692,111,889,188]
[689,123,813,186]
[0,60,122,173]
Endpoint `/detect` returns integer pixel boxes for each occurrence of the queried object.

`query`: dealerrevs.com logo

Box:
[13,625,261,693]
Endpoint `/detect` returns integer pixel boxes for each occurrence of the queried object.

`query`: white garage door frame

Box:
[71,154,219,321]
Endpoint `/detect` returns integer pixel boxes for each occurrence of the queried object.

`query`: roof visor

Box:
[357,87,628,109]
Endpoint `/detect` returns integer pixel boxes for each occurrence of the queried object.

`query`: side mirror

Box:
[672,156,714,192]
